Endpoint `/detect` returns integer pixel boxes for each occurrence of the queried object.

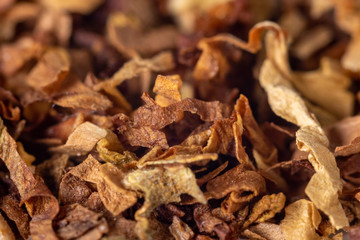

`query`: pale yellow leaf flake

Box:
[259,58,348,229]
[280,199,323,240]
[124,165,206,239]
[50,122,109,155]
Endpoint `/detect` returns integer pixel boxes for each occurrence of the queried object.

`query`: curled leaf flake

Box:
[280,199,322,240]
[0,118,59,239]
[206,165,266,203]
[243,193,286,229]
[67,155,137,215]
[124,165,206,239]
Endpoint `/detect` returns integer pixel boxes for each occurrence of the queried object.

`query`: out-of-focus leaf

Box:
[39,0,104,14]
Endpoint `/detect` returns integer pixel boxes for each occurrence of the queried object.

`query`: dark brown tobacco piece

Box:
[0,118,59,239]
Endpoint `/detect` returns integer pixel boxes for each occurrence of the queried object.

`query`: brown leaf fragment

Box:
[115,113,169,149]
[34,9,72,46]
[193,39,230,82]
[193,204,232,240]
[107,217,137,239]
[0,0,13,13]
[0,37,43,76]
[59,174,93,205]
[169,216,195,240]
[27,47,70,94]
[0,195,30,239]
[76,218,108,240]
[206,165,266,203]
[335,137,360,157]
[247,223,285,240]
[0,118,59,239]
[40,0,104,14]
[291,26,333,59]
[55,203,103,239]
[203,118,234,155]
[50,74,112,111]
[36,154,69,195]
[197,161,228,186]
[280,199,322,240]
[124,165,206,239]
[339,154,360,185]
[50,122,109,155]
[0,212,15,240]
[342,33,360,73]
[68,155,137,215]
[242,193,286,229]
[133,93,224,130]
[0,3,41,40]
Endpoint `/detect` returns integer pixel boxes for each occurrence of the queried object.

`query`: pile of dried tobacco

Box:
[0,0,360,239]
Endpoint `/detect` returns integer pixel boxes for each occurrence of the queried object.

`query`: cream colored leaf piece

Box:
[199,21,349,229]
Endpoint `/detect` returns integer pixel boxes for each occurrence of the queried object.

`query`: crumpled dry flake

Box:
[51,121,110,155]
[114,91,226,149]
[0,37,43,76]
[169,216,194,240]
[280,199,322,240]
[0,118,59,240]
[242,192,286,229]
[55,203,107,240]
[257,24,349,229]
[210,20,348,229]
[0,195,30,239]
[205,165,266,213]
[26,47,70,94]
[63,155,137,216]
[124,165,206,240]
[0,212,15,240]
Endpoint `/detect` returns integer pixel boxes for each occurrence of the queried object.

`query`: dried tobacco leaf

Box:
[0,195,30,239]
[66,155,137,215]
[51,121,110,155]
[280,199,322,240]
[26,47,70,94]
[169,216,194,240]
[124,165,206,239]
[206,165,266,204]
[242,193,286,229]
[39,0,104,14]
[0,212,15,240]
[0,37,43,76]
[55,203,105,239]
[0,118,59,239]
[0,3,41,40]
